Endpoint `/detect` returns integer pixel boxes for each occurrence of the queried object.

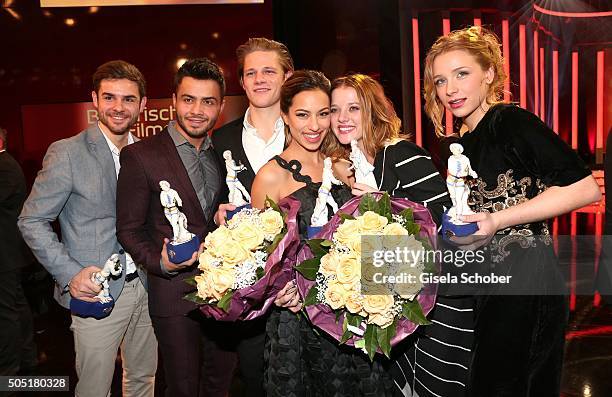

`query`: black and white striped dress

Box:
[373,140,474,397]
[391,297,474,397]
[373,139,449,226]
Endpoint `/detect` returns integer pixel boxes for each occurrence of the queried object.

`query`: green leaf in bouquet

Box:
[402,299,432,325]
[335,310,343,323]
[320,239,333,247]
[354,338,366,351]
[400,208,414,223]
[184,276,198,287]
[340,329,352,345]
[406,223,421,236]
[303,284,319,306]
[340,324,352,344]
[419,238,433,252]
[217,290,235,312]
[423,259,438,276]
[376,319,397,358]
[338,212,356,222]
[364,323,378,361]
[359,193,379,215]
[267,230,286,254]
[264,195,282,214]
[255,266,265,280]
[294,258,321,280]
[183,291,207,304]
[346,312,362,328]
[306,239,330,258]
[378,192,393,222]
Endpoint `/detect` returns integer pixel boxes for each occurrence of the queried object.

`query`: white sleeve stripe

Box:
[416,345,469,370]
[393,379,412,397]
[401,172,439,188]
[415,362,467,386]
[395,155,432,167]
[396,359,409,381]
[391,180,400,196]
[415,378,444,397]
[403,352,414,373]
[423,191,449,203]
[431,319,475,332]
[435,302,474,312]
[426,336,472,351]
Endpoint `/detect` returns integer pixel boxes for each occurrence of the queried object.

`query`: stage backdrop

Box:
[20,95,248,179]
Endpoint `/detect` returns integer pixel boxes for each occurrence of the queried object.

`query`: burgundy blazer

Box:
[116,128,221,317]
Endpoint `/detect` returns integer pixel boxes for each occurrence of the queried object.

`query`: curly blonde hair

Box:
[325,74,402,159]
[423,26,508,137]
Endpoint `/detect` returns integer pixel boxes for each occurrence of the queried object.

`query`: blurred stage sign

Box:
[20,95,248,166]
[40,0,263,6]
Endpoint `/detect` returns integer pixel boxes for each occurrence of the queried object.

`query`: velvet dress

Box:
[456,103,591,396]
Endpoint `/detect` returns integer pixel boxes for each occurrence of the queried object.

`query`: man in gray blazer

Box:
[18,60,157,397]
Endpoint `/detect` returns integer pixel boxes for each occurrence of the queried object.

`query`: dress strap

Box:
[272,155,317,187]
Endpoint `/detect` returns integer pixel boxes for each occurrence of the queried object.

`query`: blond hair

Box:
[236,38,294,80]
[423,26,508,137]
[326,74,402,159]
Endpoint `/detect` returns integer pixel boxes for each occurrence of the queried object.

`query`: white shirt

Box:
[242,108,285,174]
[100,125,137,275]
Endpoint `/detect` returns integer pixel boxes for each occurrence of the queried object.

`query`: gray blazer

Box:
[18,124,146,309]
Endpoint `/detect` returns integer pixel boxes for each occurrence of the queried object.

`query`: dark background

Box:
[2,0,610,185]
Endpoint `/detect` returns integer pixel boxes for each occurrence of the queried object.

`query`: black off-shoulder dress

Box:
[264,155,395,397]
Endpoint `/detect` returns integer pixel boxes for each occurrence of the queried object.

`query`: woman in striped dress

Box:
[327,73,475,396]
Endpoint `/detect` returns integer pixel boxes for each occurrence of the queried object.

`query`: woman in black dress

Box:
[251,70,394,396]
[328,74,474,397]
[424,26,601,396]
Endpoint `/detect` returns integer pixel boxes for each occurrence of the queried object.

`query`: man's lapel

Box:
[85,124,117,200]
[232,121,256,189]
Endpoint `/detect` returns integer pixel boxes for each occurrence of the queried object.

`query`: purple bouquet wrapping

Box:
[295,193,438,359]
[185,197,301,321]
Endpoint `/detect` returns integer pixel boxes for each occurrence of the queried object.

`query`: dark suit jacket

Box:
[116,128,221,317]
[0,151,27,272]
[211,116,257,200]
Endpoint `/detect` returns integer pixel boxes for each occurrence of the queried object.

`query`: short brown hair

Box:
[236,38,294,79]
[424,26,507,137]
[92,60,146,99]
[174,58,226,98]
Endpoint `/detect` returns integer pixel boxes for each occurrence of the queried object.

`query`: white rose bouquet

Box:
[185,197,301,321]
[295,193,438,360]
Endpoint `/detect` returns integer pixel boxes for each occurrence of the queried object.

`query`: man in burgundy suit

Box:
[116,58,233,397]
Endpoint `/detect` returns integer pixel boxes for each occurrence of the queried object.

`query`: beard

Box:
[175,113,218,138]
[98,111,139,135]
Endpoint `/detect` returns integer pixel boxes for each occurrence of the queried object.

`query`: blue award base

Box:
[70,297,115,319]
[227,204,251,220]
[441,211,479,240]
[167,235,201,264]
[307,226,323,239]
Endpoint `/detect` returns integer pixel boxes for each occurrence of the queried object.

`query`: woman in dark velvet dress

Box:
[328,74,474,397]
[423,26,601,396]
[251,70,394,397]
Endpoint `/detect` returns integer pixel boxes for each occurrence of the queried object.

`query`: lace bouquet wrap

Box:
[185,197,301,321]
[295,193,438,359]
